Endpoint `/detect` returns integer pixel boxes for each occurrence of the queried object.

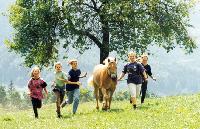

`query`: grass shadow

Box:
[137,102,160,110]
[107,108,125,112]
[62,114,73,119]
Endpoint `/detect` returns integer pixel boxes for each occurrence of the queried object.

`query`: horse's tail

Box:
[87,75,94,87]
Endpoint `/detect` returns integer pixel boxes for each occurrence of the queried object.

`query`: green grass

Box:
[1,94,200,129]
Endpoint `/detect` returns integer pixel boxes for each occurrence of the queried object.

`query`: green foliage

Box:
[6,0,197,66]
[9,91,22,108]
[113,90,130,101]
[0,85,7,104]
[80,88,93,102]
[6,0,61,67]
[1,94,200,128]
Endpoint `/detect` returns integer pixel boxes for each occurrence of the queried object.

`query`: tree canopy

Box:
[5,0,197,67]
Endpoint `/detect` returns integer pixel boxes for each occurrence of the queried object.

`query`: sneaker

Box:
[133,104,137,109]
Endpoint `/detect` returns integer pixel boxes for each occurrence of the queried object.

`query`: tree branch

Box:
[83,31,102,48]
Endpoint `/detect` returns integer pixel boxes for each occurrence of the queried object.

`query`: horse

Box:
[89,57,117,110]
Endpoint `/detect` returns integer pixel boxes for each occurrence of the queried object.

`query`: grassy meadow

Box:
[1,94,200,129]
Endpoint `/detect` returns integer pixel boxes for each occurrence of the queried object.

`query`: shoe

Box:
[133,104,137,109]
[35,114,38,118]
[130,99,132,104]
[57,112,62,118]
[57,114,62,118]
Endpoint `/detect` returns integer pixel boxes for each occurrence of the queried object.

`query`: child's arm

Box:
[79,72,87,78]
[27,88,32,96]
[27,80,32,96]
[57,77,81,85]
[67,80,81,86]
[44,87,48,98]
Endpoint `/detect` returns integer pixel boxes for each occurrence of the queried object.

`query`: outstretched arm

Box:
[150,75,156,81]
[118,72,125,81]
[57,77,81,85]
[67,80,81,85]
[79,72,87,78]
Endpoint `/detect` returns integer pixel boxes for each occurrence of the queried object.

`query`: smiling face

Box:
[31,67,40,79]
[128,52,137,63]
[142,56,148,64]
[55,64,62,72]
[70,61,78,69]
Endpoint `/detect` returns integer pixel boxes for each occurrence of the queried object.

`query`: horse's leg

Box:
[105,89,110,110]
[101,88,109,110]
[108,87,116,110]
[94,85,99,110]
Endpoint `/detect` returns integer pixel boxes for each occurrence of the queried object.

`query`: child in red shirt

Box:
[28,66,48,118]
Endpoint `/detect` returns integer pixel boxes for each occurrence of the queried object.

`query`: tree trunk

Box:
[100,22,109,64]
[100,46,109,64]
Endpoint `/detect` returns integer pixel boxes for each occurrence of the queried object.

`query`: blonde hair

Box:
[128,51,136,57]
[128,51,137,62]
[68,59,78,65]
[31,66,40,77]
[54,62,62,69]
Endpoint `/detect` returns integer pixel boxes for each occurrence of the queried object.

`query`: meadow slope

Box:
[1,94,200,129]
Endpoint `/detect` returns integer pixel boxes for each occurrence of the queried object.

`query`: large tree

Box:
[6,0,196,67]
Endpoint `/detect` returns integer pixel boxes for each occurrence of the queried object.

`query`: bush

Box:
[80,88,94,102]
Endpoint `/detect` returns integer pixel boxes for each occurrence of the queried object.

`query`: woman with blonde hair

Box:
[118,51,147,109]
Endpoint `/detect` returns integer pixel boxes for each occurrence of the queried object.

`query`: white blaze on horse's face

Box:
[107,60,117,80]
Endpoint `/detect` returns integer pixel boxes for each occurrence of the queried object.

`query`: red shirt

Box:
[28,78,47,100]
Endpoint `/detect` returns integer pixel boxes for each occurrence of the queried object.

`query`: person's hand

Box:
[27,91,32,96]
[76,82,81,86]
[45,92,48,98]
[51,82,56,88]
[117,77,122,81]
[152,77,156,81]
[144,78,148,82]
[83,72,87,77]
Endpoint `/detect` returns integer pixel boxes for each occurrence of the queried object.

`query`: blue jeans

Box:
[66,88,80,114]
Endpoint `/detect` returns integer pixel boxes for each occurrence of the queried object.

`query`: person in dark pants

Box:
[52,62,80,118]
[28,66,48,118]
[141,54,156,104]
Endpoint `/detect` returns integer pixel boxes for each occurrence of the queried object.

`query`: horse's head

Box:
[104,57,117,80]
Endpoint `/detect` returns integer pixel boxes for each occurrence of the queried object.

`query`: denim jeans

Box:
[66,88,80,114]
